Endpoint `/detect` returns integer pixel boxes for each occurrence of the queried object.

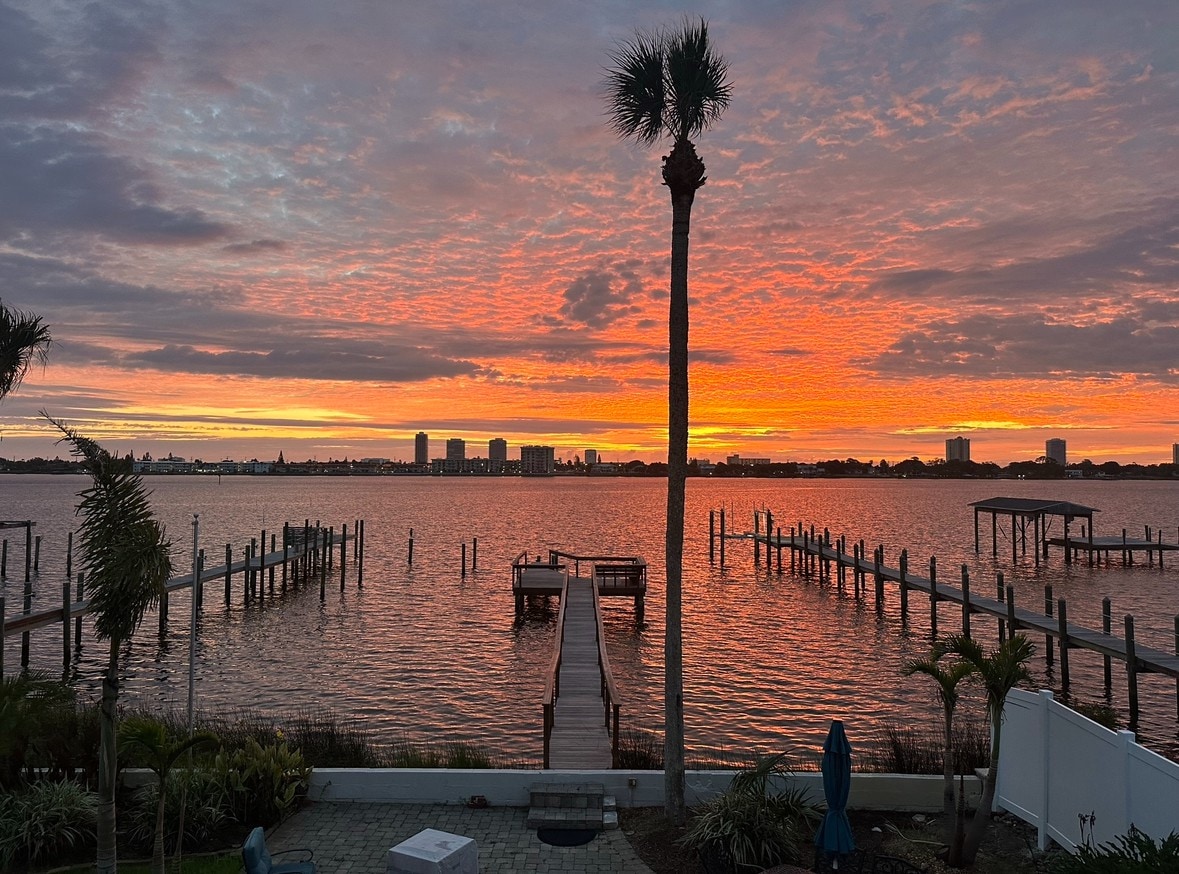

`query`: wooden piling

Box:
[1103,598,1112,690]
[358,519,365,587]
[409,528,415,565]
[1125,615,1139,729]
[996,572,1006,642]
[1044,586,1054,666]
[709,511,715,562]
[340,523,347,590]
[899,550,909,620]
[461,542,467,578]
[62,579,71,669]
[960,565,971,637]
[1057,598,1070,696]
[34,536,41,573]
[66,531,73,579]
[0,596,5,677]
[1006,585,1016,641]
[319,528,328,600]
[224,544,232,605]
[929,556,938,638]
[75,573,84,647]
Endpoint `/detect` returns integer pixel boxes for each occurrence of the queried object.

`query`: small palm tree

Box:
[935,633,1035,867]
[49,416,173,874]
[902,653,976,826]
[119,716,219,874]
[0,299,51,401]
[604,16,731,825]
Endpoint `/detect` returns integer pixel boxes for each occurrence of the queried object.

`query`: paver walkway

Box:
[268,801,655,873]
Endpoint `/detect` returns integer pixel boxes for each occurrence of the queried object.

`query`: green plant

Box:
[1050,825,1179,872]
[679,752,820,873]
[119,714,221,873]
[124,768,231,858]
[0,779,98,869]
[1070,700,1120,730]
[216,738,310,826]
[0,672,76,788]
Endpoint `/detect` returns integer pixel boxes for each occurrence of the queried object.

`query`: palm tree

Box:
[902,653,975,826]
[935,633,1035,867]
[0,299,52,401]
[604,17,731,825]
[49,416,173,874]
[119,716,219,874]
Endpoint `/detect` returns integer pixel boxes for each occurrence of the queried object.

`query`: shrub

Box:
[1050,825,1179,872]
[862,721,989,775]
[0,779,98,869]
[124,767,232,856]
[679,752,820,873]
[215,738,310,826]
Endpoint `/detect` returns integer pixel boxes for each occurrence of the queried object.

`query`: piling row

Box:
[0,518,364,678]
[707,508,1179,731]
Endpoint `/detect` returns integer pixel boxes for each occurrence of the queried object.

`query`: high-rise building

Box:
[945,436,971,463]
[446,438,466,461]
[584,449,598,466]
[1046,438,1066,467]
[489,438,507,463]
[1173,443,1179,466]
[414,432,429,465]
[520,445,555,475]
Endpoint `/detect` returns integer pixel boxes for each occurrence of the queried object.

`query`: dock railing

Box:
[591,576,622,767]
[541,570,571,769]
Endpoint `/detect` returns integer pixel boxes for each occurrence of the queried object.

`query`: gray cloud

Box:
[862,312,1179,382]
[558,267,646,327]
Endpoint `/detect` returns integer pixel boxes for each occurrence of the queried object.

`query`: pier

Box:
[713,509,1179,731]
[970,496,1179,567]
[1,519,363,678]
[513,551,644,768]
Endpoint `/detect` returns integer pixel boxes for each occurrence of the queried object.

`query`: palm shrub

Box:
[0,672,75,787]
[1050,826,1179,873]
[679,752,820,873]
[0,778,98,870]
[124,768,232,859]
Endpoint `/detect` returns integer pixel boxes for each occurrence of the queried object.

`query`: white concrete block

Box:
[387,828,478,874]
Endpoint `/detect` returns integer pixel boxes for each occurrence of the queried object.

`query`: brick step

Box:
[527,782,618,830]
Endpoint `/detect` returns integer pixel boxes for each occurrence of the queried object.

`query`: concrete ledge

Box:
[307,768,980,812]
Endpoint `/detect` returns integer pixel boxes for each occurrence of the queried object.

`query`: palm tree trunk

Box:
[663,142,699,826]
[942,707,955,823]
[959,712,1002,865]
[152,781,166,874]
[96,641,120,874]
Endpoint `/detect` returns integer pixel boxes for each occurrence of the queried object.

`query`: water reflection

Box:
[3,474,1178,761]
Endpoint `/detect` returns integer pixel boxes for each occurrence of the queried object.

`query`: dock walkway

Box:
[545,576,613,769]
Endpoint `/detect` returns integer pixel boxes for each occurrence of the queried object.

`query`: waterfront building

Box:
[489,437,508,474]
[520,445,555,476]
[945,436,971,463]
[726,454,771,466]
[446,438,466,461]
[415,432,429,465]
[1174,443,1179,465]
[585,449,598,466]
[1046,438,1067,467]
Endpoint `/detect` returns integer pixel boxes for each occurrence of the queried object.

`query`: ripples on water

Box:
[3,475,1178,762]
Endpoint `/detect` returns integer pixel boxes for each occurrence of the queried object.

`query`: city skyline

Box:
[2,2,1178,465]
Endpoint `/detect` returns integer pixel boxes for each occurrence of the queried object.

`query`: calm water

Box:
[3,474,1178,762]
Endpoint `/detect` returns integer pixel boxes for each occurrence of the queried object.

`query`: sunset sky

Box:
[2,0,1177,466]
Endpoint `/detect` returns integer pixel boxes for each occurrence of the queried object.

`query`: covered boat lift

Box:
[969,497,1098,566]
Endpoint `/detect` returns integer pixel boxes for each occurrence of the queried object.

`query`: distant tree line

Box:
[4,454,1176,480]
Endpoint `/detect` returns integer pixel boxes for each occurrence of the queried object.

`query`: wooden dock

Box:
[514,551,639,768]
[1,521,362,677]
[724,513,1179,730]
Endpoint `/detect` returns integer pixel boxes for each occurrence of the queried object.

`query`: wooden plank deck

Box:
[546,576,612,770]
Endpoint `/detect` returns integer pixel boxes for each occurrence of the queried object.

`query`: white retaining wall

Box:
[307,768,978,811]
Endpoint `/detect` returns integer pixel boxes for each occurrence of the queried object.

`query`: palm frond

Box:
[603,28,666,146]
[664,18,732,142]
[0,300,52,400]
[603,17,731,148]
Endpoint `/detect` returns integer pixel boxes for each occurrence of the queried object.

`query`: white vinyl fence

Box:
[997,688,1179,851]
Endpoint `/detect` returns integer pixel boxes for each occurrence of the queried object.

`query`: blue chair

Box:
[242,826,317,874]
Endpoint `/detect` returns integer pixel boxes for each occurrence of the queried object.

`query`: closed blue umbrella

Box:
[815,719,855,867]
